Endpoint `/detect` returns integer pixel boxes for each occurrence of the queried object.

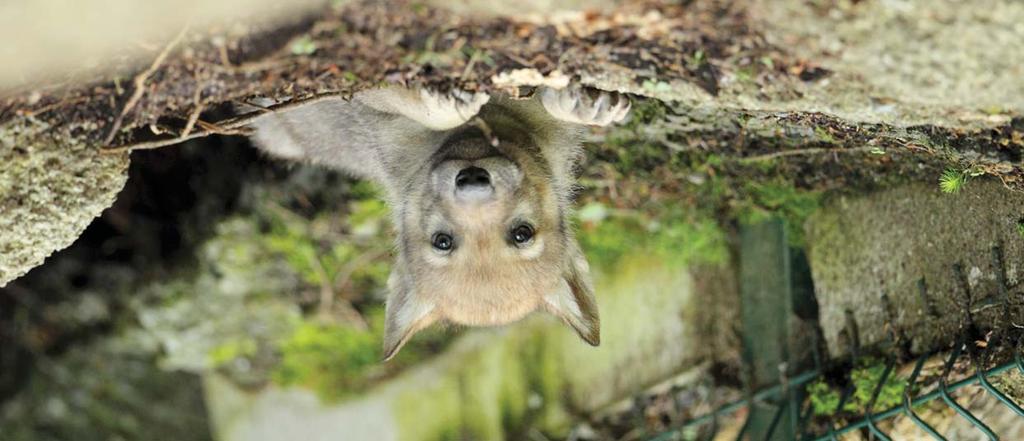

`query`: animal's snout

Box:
[456,167,490,187]
[455,166,494,203]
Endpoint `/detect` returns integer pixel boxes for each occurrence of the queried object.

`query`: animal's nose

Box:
[454,166,494,203]
[456,167,490,188]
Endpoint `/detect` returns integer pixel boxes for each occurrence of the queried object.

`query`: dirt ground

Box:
[3,0,1023,285]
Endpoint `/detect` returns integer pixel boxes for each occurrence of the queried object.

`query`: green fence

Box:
[649,226,1022,440]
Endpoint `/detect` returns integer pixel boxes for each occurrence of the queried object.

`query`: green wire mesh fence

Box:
[648,245,1023,441]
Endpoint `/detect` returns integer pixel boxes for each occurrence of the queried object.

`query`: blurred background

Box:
[0,100,745,440]
[2,1,1024,440]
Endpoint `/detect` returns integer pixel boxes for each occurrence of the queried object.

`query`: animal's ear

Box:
[543,240,600,346]
[382,264,438,361]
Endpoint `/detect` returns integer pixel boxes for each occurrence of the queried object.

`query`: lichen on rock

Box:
[0,118,129,286]
[806,180,1024,358]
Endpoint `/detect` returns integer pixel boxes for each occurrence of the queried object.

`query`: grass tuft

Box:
[939,168,967,194]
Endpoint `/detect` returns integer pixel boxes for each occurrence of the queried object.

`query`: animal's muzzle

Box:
[454,166,494,203]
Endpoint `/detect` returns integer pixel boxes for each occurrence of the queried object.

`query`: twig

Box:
[216,43,233,68]
[180,83,205,139]
[332,248,390,294]
[195,119,248,136]
[102,24,190,145]
[310,251,368,331]
[505,52,535,68]
[737,146,877,164]
[309,252,336,318]
[100,91,350,154]
[148,123,169,135]
[469,116,499,147]
[19,95,90,117]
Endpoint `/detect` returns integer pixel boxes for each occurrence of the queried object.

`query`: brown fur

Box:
[247,87,628,359]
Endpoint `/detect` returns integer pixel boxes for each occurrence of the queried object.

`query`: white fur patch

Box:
[519,237,545,260]
[543,282,584,322]
[414,89,490,130]
[540,87,631,127]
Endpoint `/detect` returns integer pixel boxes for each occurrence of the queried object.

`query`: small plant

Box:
[688,50,705,69]
[737,180,822,246]
[290,36,318,56]
[846,361,905,412]
[804,358,906,417]
[1017,219,1024,239]
[939,168,967,194]
[814,126,836,144]
[807,379,840,416]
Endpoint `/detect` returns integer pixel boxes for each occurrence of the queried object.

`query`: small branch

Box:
[195,119,248,136]
[332,248,389,294]
[737,146,877,164]
[103,24,191,145]
[469,116,499,147]
[310,251,368,331]
[100,91,350,154]
[19,96,90,117]
[309,253,336,319]
[179,82,205,139]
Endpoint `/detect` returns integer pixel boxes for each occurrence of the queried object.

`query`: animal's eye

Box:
[431,233,454,251]
[511,224,534,245]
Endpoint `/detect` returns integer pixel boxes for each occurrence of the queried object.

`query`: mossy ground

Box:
[581,98,830,254]
[805,357,906,418]
[3,1,1024,439]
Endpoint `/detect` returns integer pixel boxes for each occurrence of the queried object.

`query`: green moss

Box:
[393,372,463,441]
[271,321,379,401]
[737,180,822,246]
[266,304,453,402]
[804,357,905,417]
[577,202,728,271]
[521,331,570,431]
[459,346,524,440]
[845,359,905,412]
[209,338,258,367]
[594,100,828,252]
[806,379,840,416]
[814,126,837,144]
